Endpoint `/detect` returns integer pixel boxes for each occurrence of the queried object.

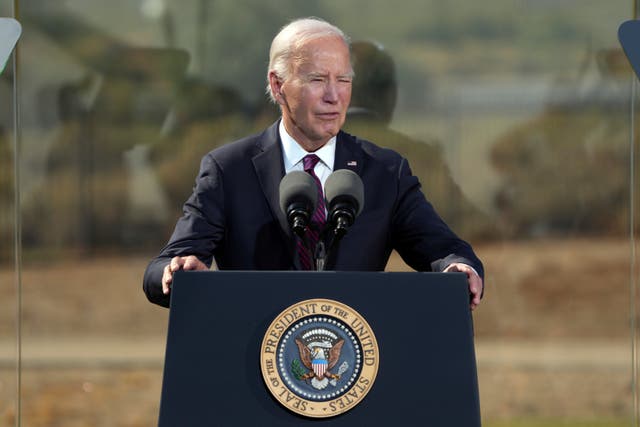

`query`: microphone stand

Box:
[314,241,327,271]
[313,224,347,271]
[312,203,358,270]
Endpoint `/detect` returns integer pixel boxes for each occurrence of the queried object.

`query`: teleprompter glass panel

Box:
[8,0,637,425]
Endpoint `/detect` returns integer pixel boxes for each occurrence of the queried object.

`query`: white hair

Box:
[265,17,351,103]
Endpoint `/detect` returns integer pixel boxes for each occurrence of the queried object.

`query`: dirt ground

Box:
[0,237,635,425]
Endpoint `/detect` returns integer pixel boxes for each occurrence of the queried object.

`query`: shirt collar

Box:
[279,120,336,172]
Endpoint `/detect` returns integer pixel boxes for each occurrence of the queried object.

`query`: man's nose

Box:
[323,82,339,103]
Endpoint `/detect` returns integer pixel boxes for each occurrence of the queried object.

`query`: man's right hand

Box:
[162,255,208,295]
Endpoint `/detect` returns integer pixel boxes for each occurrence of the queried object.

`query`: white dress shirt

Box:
[279,120,335,190]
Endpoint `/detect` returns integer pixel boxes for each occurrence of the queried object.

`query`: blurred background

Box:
[1,0,639,425]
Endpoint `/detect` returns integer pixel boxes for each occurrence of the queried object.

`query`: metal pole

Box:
[11,0,22,425]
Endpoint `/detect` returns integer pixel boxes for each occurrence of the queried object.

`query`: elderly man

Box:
[143,17,484,309]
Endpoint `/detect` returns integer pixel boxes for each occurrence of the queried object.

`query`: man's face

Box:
[274,36,353,152]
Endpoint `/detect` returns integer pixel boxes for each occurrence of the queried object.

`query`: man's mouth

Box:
[317,112,340,120]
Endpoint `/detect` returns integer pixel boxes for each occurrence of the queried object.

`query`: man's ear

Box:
[268,71,285,104]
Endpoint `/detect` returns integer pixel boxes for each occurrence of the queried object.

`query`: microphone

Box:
[279,171,318,238]
[325,169,364,239]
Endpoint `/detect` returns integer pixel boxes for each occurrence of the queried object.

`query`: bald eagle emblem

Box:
[293,328,349,390]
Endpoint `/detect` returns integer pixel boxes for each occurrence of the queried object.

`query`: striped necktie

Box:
[297,154,326,270]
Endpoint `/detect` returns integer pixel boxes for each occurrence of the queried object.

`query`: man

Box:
[143,17,484,309]
[344,40,494,239]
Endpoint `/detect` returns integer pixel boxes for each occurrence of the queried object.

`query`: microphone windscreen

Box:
[279,170,318,214]
[325,169,364,216]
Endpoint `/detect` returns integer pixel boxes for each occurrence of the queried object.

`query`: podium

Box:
[158,271,481,426]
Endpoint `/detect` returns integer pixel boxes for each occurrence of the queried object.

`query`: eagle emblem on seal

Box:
[292,328,349,390]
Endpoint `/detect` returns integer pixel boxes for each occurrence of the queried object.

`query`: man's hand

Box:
[162,255,208,295]
[444,263,484,311]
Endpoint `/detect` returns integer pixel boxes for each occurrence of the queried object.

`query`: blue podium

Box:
[158,271,480,426]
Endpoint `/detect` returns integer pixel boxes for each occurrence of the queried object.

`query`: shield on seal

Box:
[312,355,328,378]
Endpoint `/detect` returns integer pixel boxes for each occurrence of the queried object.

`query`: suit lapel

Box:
[322,132,366,270]
[334,131,364,175]
[252,122,296,255]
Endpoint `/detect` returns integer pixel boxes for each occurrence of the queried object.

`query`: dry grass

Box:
[0,237,635,425]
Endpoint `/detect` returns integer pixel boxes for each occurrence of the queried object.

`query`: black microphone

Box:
[325,169,364,239]
[279,171,318,238]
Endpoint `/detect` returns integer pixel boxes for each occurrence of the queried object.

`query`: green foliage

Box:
[3,0,634,256]
[291,358,306,381]
[490,102,634,237]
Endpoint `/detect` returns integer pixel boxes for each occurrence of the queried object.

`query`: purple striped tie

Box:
[297,154,326,270]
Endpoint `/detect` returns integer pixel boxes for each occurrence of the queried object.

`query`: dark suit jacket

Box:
[143,121,484,307]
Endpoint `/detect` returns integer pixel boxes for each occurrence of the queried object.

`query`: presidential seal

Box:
[260,299,379,418]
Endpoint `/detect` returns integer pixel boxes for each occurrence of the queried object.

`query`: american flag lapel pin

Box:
[347,160,357,167]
